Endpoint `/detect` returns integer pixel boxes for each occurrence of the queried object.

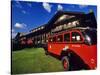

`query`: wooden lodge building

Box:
[12,11,97,50]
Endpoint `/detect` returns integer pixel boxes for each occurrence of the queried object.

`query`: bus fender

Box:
[61,49,72,59]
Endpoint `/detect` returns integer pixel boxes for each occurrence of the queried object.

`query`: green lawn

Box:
[12,48,64,74]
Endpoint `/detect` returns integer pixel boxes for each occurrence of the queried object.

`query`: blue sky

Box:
[11,1,97,38]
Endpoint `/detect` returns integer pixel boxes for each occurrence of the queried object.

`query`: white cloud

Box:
[22,10,27,14]
[15,1,27,14]
[14,23,27,29]
[27,3,32,7]
[42,2,52,13]
[57,4,63,11]
[79,5,88,9]
[15,1,22,9]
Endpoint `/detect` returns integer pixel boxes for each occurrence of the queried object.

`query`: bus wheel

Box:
[62,56,70,71]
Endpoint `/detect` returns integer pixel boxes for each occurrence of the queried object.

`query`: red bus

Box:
[46,27,97,70]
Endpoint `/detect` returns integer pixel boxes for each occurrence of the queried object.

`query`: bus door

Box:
[70,31,84,56]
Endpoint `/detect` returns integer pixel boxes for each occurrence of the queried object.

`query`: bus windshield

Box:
[83,29,97,45]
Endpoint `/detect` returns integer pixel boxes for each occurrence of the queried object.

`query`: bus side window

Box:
[57,35,63,42]
[64,33,70,42]
[71,32,82,43]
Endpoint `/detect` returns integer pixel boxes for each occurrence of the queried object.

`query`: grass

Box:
[12,48,64,74]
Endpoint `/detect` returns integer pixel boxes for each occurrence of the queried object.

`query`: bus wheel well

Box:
[60,50,90,70]
[60,50,72,59]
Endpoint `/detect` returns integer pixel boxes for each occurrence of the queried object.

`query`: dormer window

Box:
[55,15,75,24]
[58,15,67,21]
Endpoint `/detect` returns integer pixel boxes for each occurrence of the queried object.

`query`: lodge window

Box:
[49,36,56,42]
[64,33,70,42]
[54,15,75,24]
[71,32,82,43]
[52,37,56,42]
[49,38,53,42]
[57,35,63,42]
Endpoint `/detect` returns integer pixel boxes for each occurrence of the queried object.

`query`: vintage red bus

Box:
[46,27,97,70]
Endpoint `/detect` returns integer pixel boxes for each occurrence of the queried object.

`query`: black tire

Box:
[61,56,70,71]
